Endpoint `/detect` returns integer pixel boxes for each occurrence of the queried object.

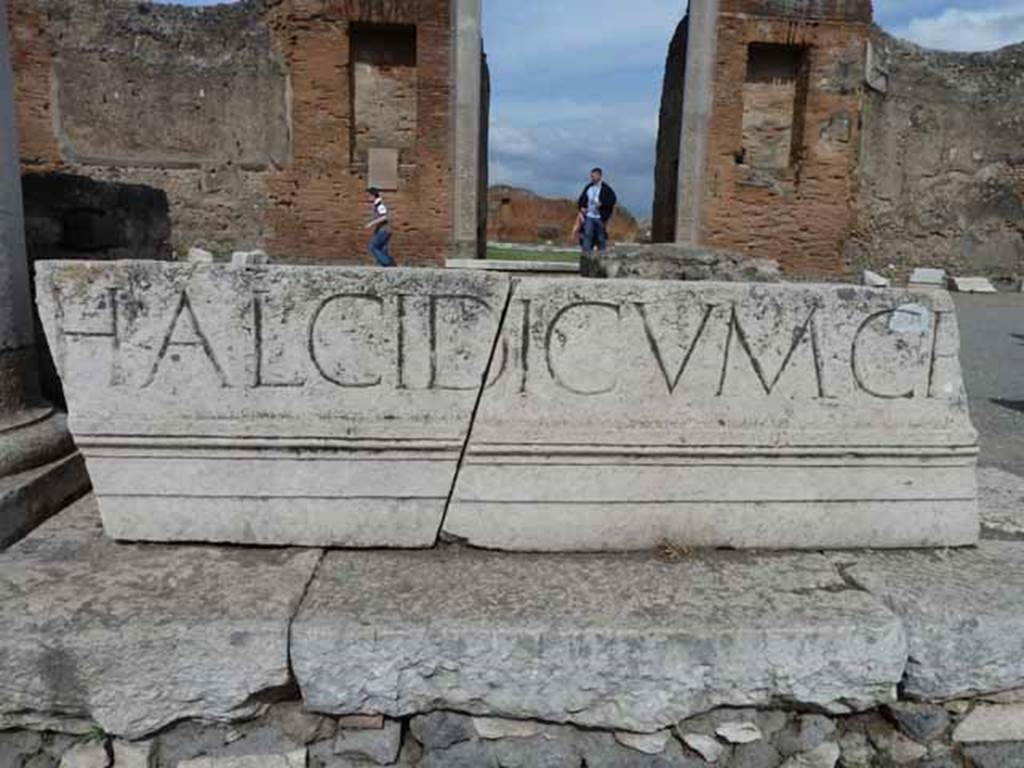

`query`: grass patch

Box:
[487,245,580,264]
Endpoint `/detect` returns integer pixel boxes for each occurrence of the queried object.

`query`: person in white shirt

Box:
[576,168,618,254]
[365,188,395,267]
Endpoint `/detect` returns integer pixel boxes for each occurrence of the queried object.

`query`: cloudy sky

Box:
[168,1,1024,216]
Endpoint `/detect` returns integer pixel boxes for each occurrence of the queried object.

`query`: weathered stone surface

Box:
[680,732,726,762]
[979,467,1024,539]
[775,715,837,755]
[0,451,89,549]
[731,740,783,768]
[292,548,906,733]
[0,495,321,738]
[837,730,874,768]
[963,743,1024,768]
[582,243,781,282]
[35,262,509,547]
[267,702,336,745]
[781,742,840,768]
[909,269,948,286]
[716,721,763,744]
[950,277,997,294]
[953,704,1024,743]
[447,279,979,550]
[409,712,475,750]
[884,702,949,742]
[57,742,109,768]
[613,730,671,754]
[844,543,1024,699]
[333,720,401,765]
[110,740,153,768]
[472,718,543,740]
[179,751,307,768]
[862,270,890,288]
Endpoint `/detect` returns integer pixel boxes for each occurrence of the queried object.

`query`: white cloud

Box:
[898,4,1024,51]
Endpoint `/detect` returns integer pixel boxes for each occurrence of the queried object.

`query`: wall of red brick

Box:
[8,0,456,267]
[699,2,870,278]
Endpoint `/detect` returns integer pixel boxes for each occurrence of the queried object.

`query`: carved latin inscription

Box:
[51,280,952,403]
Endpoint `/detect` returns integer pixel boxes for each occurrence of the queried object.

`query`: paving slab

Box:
[292,548,906,732]
[979,467,1024,539]
[843,542,1024,700]
[0,495,321,739]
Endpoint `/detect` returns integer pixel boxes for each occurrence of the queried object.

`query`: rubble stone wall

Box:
[697,1,870,277]
[850,32,1024,282]
[4,699,1024,767]
[8,0,457,266]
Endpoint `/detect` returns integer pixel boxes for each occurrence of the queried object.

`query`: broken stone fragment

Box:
[862,270,890,288]
[883,702,950,742]
[333,719,401,765]
[679,732,725,762]
[110,739,154,768]
[613,730,671,754]
[472,717,543,740]
[230,249,271,266]
[57,742,110,768]
[780,741,840,768]
[409,712,475,750]
[716,721,763,744]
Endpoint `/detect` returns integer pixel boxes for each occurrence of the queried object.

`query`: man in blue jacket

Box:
[577,167,617,254]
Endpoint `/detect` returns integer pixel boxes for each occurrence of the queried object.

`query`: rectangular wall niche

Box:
[741,43,808,172]
[350,24,418,165]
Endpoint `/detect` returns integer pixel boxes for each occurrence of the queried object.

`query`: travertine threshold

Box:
[36,263,980,549]
[3,488,1024,742]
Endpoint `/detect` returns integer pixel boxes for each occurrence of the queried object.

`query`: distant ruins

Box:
[7,0,1024,280]
[487,185,642,246]
[654,0,1024,280]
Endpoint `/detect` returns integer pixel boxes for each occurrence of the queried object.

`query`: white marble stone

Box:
[909,268,948,286]
[35,262,509,547]
[949,277,997,294]
[445,279,979,550]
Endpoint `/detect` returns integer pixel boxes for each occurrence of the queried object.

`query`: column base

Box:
[0,408,75,477]
[0,452,90,549]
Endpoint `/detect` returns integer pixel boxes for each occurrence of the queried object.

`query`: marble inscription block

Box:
[36,262,509,546]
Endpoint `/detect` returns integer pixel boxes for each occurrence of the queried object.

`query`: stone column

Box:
[452,0,482,259]
[0,0,86,547]
[674,0,719,245]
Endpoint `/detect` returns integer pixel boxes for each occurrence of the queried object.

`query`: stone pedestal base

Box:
[0,452,90,548]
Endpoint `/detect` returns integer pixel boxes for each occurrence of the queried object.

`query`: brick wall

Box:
[8,0,457,267]
[698,2,869,277]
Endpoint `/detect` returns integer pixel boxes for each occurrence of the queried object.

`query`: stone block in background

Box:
[581,242,781,282]
[35,262,509,547]
[445,279,979,550]
[950,276,998,294]
[909,268,948,286]
[862,269,891,288]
